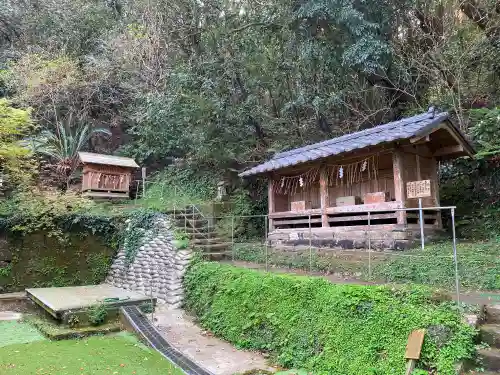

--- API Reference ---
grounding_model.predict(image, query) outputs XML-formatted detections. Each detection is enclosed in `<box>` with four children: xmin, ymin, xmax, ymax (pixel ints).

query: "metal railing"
<box><xmin>177</xmin><ymin>205</ymin><xmax>500</xmax><ymax>305</ymax></box>
<box><xmin>128</xmin><ymin>181</ymin><xmax>499</xmax><ymax>305</ymax></box>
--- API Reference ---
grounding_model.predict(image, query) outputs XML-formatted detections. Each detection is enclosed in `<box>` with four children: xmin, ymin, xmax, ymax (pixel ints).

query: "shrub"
<box><xmin>184</xmin><ymin>262</ymin><xmax>476</xmax><ymax>375</ymax></box>
<box><xmin>87</xmin><ymin>303</ymin><xmax>108</xmax><ymax>326</ymax></box>
<box><xmin>139</xmin><ymin>301</ymin><xmax>155</xmax><ymax>314</ymax></box>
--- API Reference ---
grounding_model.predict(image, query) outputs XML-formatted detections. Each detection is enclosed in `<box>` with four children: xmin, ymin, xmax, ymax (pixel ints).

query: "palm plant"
<box><xmin>31</xmin><ymin>121</ymin><xmax>111</xmax><ymax>189</ymax></box>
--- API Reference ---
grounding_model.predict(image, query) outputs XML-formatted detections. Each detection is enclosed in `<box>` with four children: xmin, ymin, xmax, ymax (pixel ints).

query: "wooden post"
<box><xmin>268</xmin><ymin>177</ymin><xmax>275</xmax><ymax>231</ymax></box>
<box><xmin>392</xmin><ymin>149</ymin><xmax>407</xmax><ymax>225</ymax></box>
<box><xmin>415</xmin><ymin>154</ymin><xmax>421</xmax><ymax>180</ymax></box>
<box><xmin>319</xmin><ymin>165</ymin><xmax>330</xmax><ymax>227</ymax></box>
<box><xmin>430</xmin><ymin>157</ymin><xmax>443</xmax><ymax>228</ymax></box>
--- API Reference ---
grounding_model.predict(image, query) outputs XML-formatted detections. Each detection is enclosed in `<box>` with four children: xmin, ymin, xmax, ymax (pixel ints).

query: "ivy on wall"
<box><xmin>122</xmin><ymin>209</ymin><xmax>162</xmax><ymax>266</ymax></box>
<box><xmin>0</xmin><ymin>230</ymin><xmax>116</xmax><ymax>292</ymax></box>
<box><xmin>0</xmin><ymin>190</ymin><xmax>124</xmax><ymax>291</ymax></box>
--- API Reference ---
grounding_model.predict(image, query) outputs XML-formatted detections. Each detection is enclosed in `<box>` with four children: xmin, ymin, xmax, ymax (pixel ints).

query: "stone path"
<box><xmin>0</xmin><ymin>311</ymin><xmax>22</xmax><ymax>321</ymax></box>
<box><xmin>152</xmin><ymin>306</ymin><xmax>276</xmax><ymax>375</ymax></box>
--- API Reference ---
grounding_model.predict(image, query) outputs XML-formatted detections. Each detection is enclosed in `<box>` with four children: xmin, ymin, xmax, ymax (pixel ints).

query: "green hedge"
<box><xmin>184</xmin><ymin>262</ymin><xmax>476</xmax><ymax>375</ymax></box>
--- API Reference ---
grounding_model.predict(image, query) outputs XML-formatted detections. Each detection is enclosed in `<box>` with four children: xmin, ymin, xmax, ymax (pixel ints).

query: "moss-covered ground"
<box><xmin>0</xmin><ymin>322</ymin><xmax>183</xmax><ymax>375</ymax></box>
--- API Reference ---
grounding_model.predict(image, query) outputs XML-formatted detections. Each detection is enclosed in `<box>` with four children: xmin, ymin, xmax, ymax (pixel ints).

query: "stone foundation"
<box><xmin>106</xmin><ymin>216</ymin><xmax>193</xmax><ymax>309</ymax></box>
<box><xmin>268</xmin><ymin>225</ymin><xmax>444</xmax><ymax>251</ymax></box>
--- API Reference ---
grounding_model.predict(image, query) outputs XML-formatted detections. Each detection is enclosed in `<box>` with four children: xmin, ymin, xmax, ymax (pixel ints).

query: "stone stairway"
<box><xmin>166</xmin><ymin>207</ymin><xmax>232</xmax><ymax>258</ymax></box>
<box><xmin>476</xmin><ymin>305</ymin><xmax>500</xmax><ymax>374</ymax></box>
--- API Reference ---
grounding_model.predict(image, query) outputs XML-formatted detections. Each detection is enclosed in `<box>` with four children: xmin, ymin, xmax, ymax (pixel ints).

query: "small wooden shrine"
<box><xmin>239</xmin><ymin>108</ymin><xmax>475</xmax><ymax>250</ymax></box>
<box><xmin>78</xmin><ymin>152</ymin><xmax>139</xmax><ymax>199</ymax></box>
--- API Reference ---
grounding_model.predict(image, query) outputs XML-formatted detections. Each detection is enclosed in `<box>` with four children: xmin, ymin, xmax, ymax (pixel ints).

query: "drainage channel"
<box><xmin>121</xmin><ymin>306</ymin><xmax>213</xmax><ymax>375</ymax></box>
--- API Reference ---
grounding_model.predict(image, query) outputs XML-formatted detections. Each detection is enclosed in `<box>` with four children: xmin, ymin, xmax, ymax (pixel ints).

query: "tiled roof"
<box><xmin>239</xmin><ymin>108</ymin><xmax>473</xmax><ymax>177</ymax></box>
<box><xmin>78</xmin><ymin>152</ymin><xmax>139</xmax><ymax>168</ymax></box>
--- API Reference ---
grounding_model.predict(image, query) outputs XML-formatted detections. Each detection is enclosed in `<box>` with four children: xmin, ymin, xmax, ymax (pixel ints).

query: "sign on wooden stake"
<box><xmin>404</xmin><ymin>329</ymin><xmax>426</xmax><ymax>375</ymax></box>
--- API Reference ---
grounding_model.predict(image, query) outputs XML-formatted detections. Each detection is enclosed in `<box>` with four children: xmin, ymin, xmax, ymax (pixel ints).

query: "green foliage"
<box><xmin>27</xmin><ymin>314</ymin><xmax>121</xmax><ymax>340</ymax></box>
<box><xmin>30</xmin><ymin>121</ymin><xmax>111</xmax><ymax>188</ymax></box>
<box><xmin>138</xmin><ymin>166</ymin><xmax>220</xmax><ymax>210</ymax></box>
<box><xmin>139</xmin><ymin>302</ymin><xmax>155</xmax><ymax>314</ymax></box>
<box><xmin>216</xmin><ymin>187</ymin><xmax>267</xmax><ymax>241</ymax></box>
<box><xmin>184</xmin><ymin>262</ymin><xmax>476</xmax><ymax>375</ymax></box>
<box><xmin>172</xmin><ymin>230</ymin><xmax>190</xmax><ymax>250</ymax></box>
<box><xmin>469</xmin><ymin>107</ymin><xmax>500</xmax><ymax>157</ymax></box>
<box><xmin>372</xmin><ymin>241</ymin><xmax>500</xmax><ymax>291</ymax></box>
<box><xmin>0</xmin><ymin>99</ymin><xmax>35</xmax><ymax>186</ymax></box>
<box><xmin>67</xmin><ymin>314</ymin><xmax>80</xmax><ymax>329</ymax></box>
<box><xmin>4</xmin><ymin>189</ymin><xmax>95</xmax><ymax>241</ymax></box>
<box><xmin>439</xmin><ymin>107</ymin><xmax>500</xmax><ymax>239</ymax></box>
<box><xmin>87</xmin><ymin>303</ymin><xmax>108</xmax><ymax>326</ymax></box>
<box><xmin>0</xmin><ymin>263</ymin><xmax>12</xmax><ymax>277</ymax></box>
<box><xmin>234</xmin><ymin>240</ymin><xmax>500</xmax><ymax>291</ymax></box>
<box><xmin>86</xmin><ymin>253</ymin><xmax>113</xmax><ymax>284</ymax></box>
<box><xmin>122</xmin><ymin>209</ymin><xmax>161</xmax><ymax>266</ymax></box>
<box><xmin>0</xmin><ymin>222</ymin><xmax>116</xmax><ymax>292</ymax></box>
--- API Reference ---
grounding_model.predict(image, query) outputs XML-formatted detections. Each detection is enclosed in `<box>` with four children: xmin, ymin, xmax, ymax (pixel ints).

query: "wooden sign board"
<box><xmin>406</xmin><ymin>180</ymin><xmax>431</xmax><ymax>199</ymax></box>
<box><xmin>291</xmin><ymin>200</ymin><xmax>306</xmax><ymax>211</ymax></box>
<box><xmin>405</xmin><ymin>329</ymin><xmax>426</xmax><ymax>360</ymax></box>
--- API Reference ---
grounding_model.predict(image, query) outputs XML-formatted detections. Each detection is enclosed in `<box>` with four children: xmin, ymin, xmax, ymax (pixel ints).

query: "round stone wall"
<box><xmin>105</xmin><ymin>216</ymin><xmax>192</xmax><ymax>308</ymax></box>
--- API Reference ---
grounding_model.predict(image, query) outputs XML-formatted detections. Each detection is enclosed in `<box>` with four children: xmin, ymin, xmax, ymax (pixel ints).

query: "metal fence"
<box><xmin>128</xmin><ymin>180</ymin><xmax>499</xmax><ymax>305</ymax></box>
<box><xmin>170</xmin><ymin>205</ymin><xmax>500</xmax><ymax>306</ymax></box>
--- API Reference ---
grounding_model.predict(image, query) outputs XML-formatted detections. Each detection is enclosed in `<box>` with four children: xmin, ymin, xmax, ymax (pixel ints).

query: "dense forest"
<box><xmin>2</xmin><ymin>0</ymin><xmax>500</xmax><ymax>235</ymax></box>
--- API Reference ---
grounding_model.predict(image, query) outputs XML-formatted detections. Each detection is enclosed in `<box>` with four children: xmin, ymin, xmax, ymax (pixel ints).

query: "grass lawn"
<box><xmin>0</xmin><ymin>332</ymin><xmax>184</xmax><ymax>375</ymax></box>
<box><xmin>0</xmin><ymin>321</ymin><xmax>46</xmax><ymax>348</ymax></box>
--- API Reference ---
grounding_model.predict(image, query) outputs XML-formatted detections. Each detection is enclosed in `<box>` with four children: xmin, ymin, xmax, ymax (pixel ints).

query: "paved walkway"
<box><xmin>153</xmin><ymin>307</ymin><xmax>276</xmax><ymax>375</ymax></box>
<box><xmin>0</xmin><ymin>311</ymin><xmax>22</xmax><ymax>321</ymax></box>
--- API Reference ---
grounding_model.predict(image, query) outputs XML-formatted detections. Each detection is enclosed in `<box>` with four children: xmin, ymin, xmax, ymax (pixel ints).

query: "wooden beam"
<box><xmin>268</xmin><ymin>201</ymin><xmax>403</xmax><ymax>218</ymax></box>
<box><xmin>392</xmin><ymin>150</ymin><xmax>407</xmax><ymax>224</ymax></box>
<box><xmin>328</xmin><ymin>213</ymin><xmax>396</xmax><ymax>223</ymax></box>
<box><xmin>429</xmin><ymin>157</ymin><xmax>443</xmax><ymax>228</ymax></box>
<box><xmin>319</xmin><ymin>165</ymin><xmax>330</xmax><ymax>227</ymax></box>
<box><xmin>407</xmin><ymin>213</ymin><xmax>438</xmax><ymax>219</ymax></box>
<box><xmin>416</xmin><ymin>154</ymin><xmax>421</xmax><ymax>180</ymax></box>
<box><xmin>274</xmin><ymin>218</ymin><xmax>323</xmax><ymax>226</ymax></box>
<box><xmin>269</xmin><ymin>146</ymin><xmax>392</xmax><ymax>176</ymax></box>
<box><xmin>268</xmin><ymin>178</ymin><xmax>275</xmax><ymax>231</ymax></box>
<box><xmin>433</xmin><ymin>145</ymin><xmax>464</xmax><ymax>157</ymax></box>
<box><xmin>410</xmin><ymin>134</ymin><xmax>431</xmax><ymax>144</ymax></box>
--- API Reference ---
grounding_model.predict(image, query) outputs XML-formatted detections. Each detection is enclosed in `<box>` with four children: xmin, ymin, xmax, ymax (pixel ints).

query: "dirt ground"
<box><xmin>152</xmin><ymin>307</ymin><xmax>277</xmax><ymax>375</ymax></box>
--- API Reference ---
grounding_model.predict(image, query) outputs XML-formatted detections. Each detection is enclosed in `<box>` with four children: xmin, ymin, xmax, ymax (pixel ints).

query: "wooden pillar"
<box><xmin>415</xmin><ymin>154</ymin><xmax>421</xmax><ymax>180</ymax></box>
<box><xmin>268</xmin><ymin>178</ymin><xmax>275</xmax><ymax>231</ymax></box>
<box><xmin>319</xmin><ymin>165</ymin><xmax>330</xmax><ymax>227</ymax></box>
<box><xmin>392</xmin><ymin>149</ymin><xmax>407</xmax><ymax>225</ymax></box>
<box><xmin>430</xmin><ymin>157</ymin><xmax>443</xmax><ymax>228</ymax></box>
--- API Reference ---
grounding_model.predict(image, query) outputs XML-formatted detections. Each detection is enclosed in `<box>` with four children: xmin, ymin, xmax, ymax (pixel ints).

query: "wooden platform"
<box><xmin>26</xmin><ymin>285</ymin><xmax>154</xmax><ymax>320</ymax></box>
<box><xmin>269</xmin><ymin>201</ymin><xmax>441</xmax><ymax>231</ymax></box>
<box><xmin>82</xmin><ymin>191</ymin><xmax>130</xmax><ymax>199</ymax></box>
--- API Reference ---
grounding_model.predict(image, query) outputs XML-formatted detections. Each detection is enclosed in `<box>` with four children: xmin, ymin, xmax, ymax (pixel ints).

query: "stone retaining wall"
<box><xmin>106</xmin><ymin>216</ymin><xmax>192</xmax><ymax>308</ymax></box>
